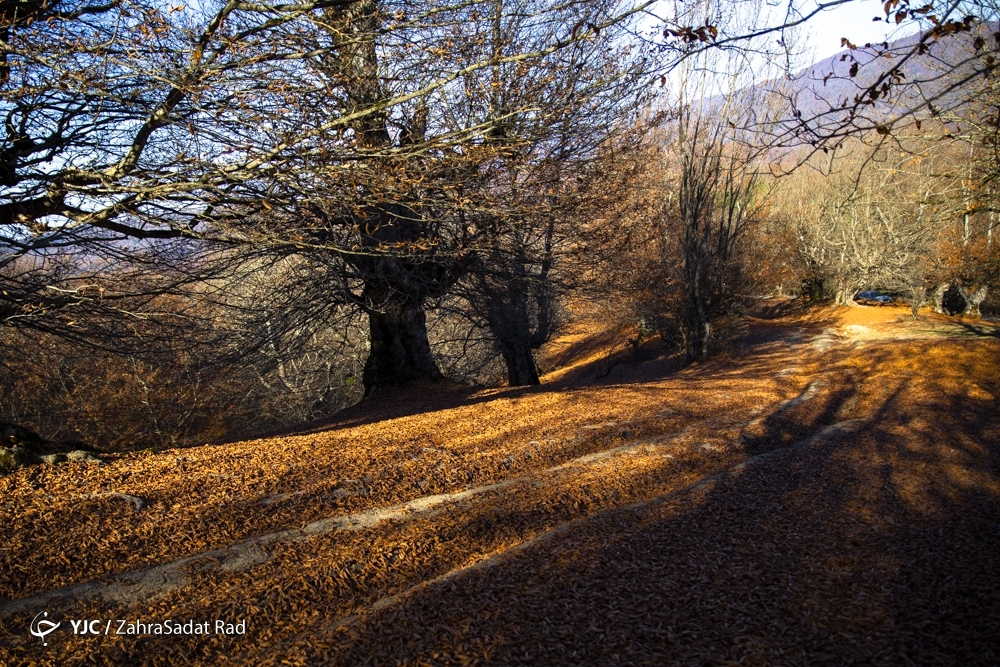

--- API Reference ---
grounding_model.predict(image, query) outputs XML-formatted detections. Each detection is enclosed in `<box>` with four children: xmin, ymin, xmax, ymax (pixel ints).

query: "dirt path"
<box><xmin>1</xmin><ymin>305</ymin><xmax>998</xmax><ymax>666</ymax></box>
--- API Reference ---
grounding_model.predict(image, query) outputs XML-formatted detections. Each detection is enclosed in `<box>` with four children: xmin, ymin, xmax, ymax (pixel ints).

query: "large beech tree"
<box><xmin>0</xmin><ymin>0</ymin><xmax>651</xmax><ymax>393</ymax></box>
<box><xmin>257</xmin><ymin>0</ymin><xmax>653</xmax><ymax>392</ymax></box>
<box><xmin>5</xmin><ymin>0</ymin><xmax>999</xmax><ymax>392</ymax></box>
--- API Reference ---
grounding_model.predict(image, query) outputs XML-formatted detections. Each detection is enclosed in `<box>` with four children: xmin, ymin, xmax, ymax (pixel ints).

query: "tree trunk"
<box><xmin>332</xmin><ymin>0</ymin><xmax>446</xmax><ymax>398</ymax></box>
<box><xmin>909</xmin><ymin>283</ymin><xmax>925</xmax><ymax>319</ymax></box>
<box><xmin>496</xmin><ymin>333</ymin><xmax>540</xmax><ymax>386</ymax></box>
<box><xmin>931</xmin><ymin>282</ymin><xmax>950</xmax><ymax>314</ymax></box>
<box><xmin>682</xmin><ymin>305</ymin><xmax>713</xmax><ymax>361</ymax></box>
<box><xmin>685</xmin><ymin>281</ymin><xmax>710</xmax><ymax>361</ymax></box>
<box><xmin>963</xmin><ymin>285</ymin><xmax>987</xmax><ymax>319</ymax></box>
<box><xmin>362</xmin><ymin>289</ymin><xmax>442</xmax><ymax>396</ymax></box>
<box><xmin>802</xmin><ymin>277</ymin><xmax>824</xmax><ymax>303</ymax></box>
<box><xmin>530</xmin><ymin>218</ymin><xmax>557</xmax><ymax>349</ymax></box>
<box><xmin>836</xmin><ymin>284</ymin><xmax>858</xmax><ymax>306</ymax></box>
<box><xmin>486</xmin><ymin>288</ymin><xmax>540</xmax><ymax>386</ymax></box>
<box><xmin>530</xmin><ymin>285</ymin><xmax>554</xmax><ymax>349</ymax></box>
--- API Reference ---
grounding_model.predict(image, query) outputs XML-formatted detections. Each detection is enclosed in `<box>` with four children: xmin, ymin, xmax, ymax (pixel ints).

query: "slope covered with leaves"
<box><xmin>1</xmin><ymin>303</ymin><xmax>998</xmax><ymax>666</ymax></box>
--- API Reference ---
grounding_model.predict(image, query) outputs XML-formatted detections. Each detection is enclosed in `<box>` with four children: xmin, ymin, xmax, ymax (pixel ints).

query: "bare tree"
<box><xmin>642</xmin><ymin>0</ymin><xmax>785</xmax><ymax>360</ymax></box>
<box><xmin>777</xmin><ymin>131</ymin><xmax>985</xmax><ymax>317</ymax></box>
<box><xmin>1</xmin><ymin>0</ymin><xmax>652</xmax><ymax>395</ymax></box>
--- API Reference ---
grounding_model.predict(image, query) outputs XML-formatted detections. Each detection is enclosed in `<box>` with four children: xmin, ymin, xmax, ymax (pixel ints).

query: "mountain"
<box><xmin>772</xmin><ymin>22</ymin><xmax>995</xmax><ymax>139</ymax></box>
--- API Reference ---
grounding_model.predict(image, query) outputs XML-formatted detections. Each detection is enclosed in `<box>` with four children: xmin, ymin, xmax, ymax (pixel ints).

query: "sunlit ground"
<box><xmin>2</xmin><ymin>302</ymin><xmax>998</xmax><ymax>666</ymax></box>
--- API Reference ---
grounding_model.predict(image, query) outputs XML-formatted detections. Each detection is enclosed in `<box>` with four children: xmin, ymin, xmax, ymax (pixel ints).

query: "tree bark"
<box><xmin>802</xmin><ymin>277</ymin><xmax>825</xmax><ymax>303</ymax></box>
<box><xmin>362</xmin><ymin>287</ymin><xmax>442</xmax><ymax>396</ymax></box>
<box><xmin>496</xmin><ymin>331</ymin><xmax>540</xmax><ymax>386</ymax></box>
<box><xmin>836</xmin><ymin>284</ymin><xmax>858</xmax><ymax>306</ymax></box>
<box><xmin>963</xmin><ymin>285</ymin><xmax>987</xmax><ymax>319</ymax></box>
<box><xmin>485</xmin><ymin>287</ymin><xmax>540</xmax><ymax>386</ymax></box>
<box><xmin>908</xmin><ymin>283</ymin><xmax>925</xmax><ymax>319</ymax></box>
<box><xmin>931</xmin><ymin>282</ymin><xmax>950</xmax><ymax>314</ymax></box>
<box><xmin>530</xmin><ymin>218</ymin><xmax>557</xmax><ymax>350</ymax></box>
<box><xmin>529</xmin><ymin>284</ymin><xmax>554</xmax><ymax>350</ymax></box>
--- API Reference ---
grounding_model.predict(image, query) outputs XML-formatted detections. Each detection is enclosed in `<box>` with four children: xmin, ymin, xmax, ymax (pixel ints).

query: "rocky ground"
<box><xmin>1</xmin><ymin>303</ymin><xmax>998</xmax><ymax>666</ymax></box>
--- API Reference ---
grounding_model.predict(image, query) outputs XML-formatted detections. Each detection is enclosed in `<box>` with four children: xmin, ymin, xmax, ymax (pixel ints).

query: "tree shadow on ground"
<box><xmin>317</xmin><ymin>341</ymin><xmax>1000</xmax><ymax>666</ymax></box>
<box><xmin>949</xmin><ymin>321</ymin><xmax>1000</xmax><ymax>338</ymax></box>
<box><xmin>5</xmin><ymin>321</ymin><xmax>998</xmax><ymax>666</ymax></box>
<box><xmin>274</xmin><ymin>308</ymin><xmax>843</xmax><ymax>441</ymax></box>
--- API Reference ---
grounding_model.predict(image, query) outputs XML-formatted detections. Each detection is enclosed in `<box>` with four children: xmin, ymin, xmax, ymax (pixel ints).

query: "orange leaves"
<box><xmin>4</xmin><ymin>304</ymin><xmax>1000</xmax><ymax>665</ymax></box>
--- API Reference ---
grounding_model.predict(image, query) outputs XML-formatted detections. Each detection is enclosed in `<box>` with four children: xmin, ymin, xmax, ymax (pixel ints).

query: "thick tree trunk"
<box><xmin>931</xmin><ymin>282</ymin><xmax>950</xmax><ymax>314</ymax></box>
<box><xmin>836</xmin><ymin>284</ymin><xmax>858</xmax><ymax>306</ymax></box>
<box><xmin>362</xmin><ymin>290</ymin><xmax>441</xmax><ymax>396</ymax></box>
<box><xmin>962</xmin><ymin>285</ymin><xmax>987</xmax><ymax>319</ymax></box>
<box><xmin>486</xmin><ymin>289</ymin><xmax>540</xmax><ymax>386</ymax></box>
<box><xmin>497</xmin><ymin>335</ymin><xmax>540</xmax><ymax>386</ymax></box>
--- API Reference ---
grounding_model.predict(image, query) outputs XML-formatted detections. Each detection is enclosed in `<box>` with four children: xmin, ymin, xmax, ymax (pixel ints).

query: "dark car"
<box><xmin>854</xmin><ymin>290</ymin><xmax>892</xmax><ymax>305</ymax></box>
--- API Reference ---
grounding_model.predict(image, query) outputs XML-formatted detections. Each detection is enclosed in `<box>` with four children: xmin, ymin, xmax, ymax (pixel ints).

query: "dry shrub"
<box><xmin>0</xmin><ymin>299</ymin><xmax>367</xmax><ymax>452</ymax></box>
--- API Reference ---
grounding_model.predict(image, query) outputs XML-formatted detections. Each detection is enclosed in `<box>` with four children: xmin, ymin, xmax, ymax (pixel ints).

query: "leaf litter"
<box><xmin>1</xmin><ymin>304</ymin><xmax>998</xmax><ymax>665</ymax></box>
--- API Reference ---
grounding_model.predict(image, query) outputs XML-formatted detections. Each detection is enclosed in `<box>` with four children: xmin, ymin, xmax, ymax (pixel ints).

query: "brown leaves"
<box><xmin>3</xmin><ymin>311</ymin><xmax>1000</xmax><ymax>665</ymax></box>
<box><xmin>664</xmin><ymin>24</ymin><xmax>719</xmax><ymax>45</ymax></box>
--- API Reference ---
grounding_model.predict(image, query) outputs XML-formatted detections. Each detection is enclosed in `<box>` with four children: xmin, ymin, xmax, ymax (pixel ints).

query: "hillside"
<box><xmin>1</xmin><ymin>303</ymin><xmax>999</xmax><ymax>666</ymax></box>
<box><xmin>773</xmin><ymin>22</ymin><xmax>994</xmax><ymax>133</ymax></box>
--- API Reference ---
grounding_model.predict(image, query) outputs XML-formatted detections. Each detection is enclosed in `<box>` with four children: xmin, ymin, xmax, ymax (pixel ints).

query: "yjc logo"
<box><xmin>29</xmin><ymin>611</ymin><xmax>61</xmax><ymax>646</ymax></box>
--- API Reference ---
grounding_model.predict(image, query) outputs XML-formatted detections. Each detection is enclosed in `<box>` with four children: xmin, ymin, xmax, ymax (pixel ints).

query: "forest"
<box><xmin>1</xmin><ymin>0</ymin><xmax>1000</xmax><ymax>663</ymax></box>
<box><xmin>1</xmin><ymin>0</ymin><xmax>997</xmax><ymax>453</ymax></box>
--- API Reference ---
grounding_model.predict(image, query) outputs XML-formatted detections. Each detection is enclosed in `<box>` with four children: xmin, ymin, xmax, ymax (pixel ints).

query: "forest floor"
<box><xmin>1</xmin><ymin>301</ymin><xmax>999</xmax><ymax>666</ymax></box>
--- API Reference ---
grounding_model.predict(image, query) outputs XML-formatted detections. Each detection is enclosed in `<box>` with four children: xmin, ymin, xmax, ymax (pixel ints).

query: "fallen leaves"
<box><xmin>1</xmin><ymin>309</ymin><xmax>999</xmax><ymax>665</ymax></box>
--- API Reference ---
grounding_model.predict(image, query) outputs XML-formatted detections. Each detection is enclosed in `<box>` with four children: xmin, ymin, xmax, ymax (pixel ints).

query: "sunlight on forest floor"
<box><xmin>1</xmin><ymin>301</ymin><xmax>998</xmax><ymax>666</ymax></box>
